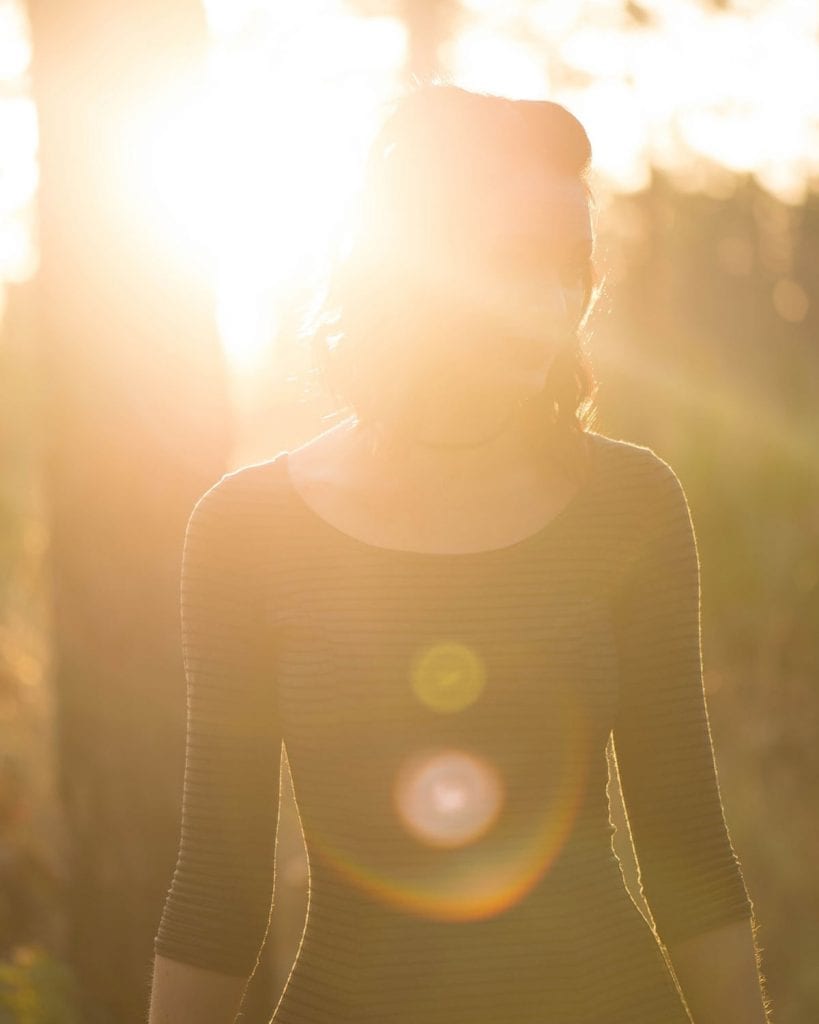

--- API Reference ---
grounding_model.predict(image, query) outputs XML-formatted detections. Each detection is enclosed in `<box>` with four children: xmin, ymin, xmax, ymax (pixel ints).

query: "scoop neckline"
<box><xmin>280</xmin><ymin>434</ymin><xmax>600</xmax><ymax>559</ymax></box>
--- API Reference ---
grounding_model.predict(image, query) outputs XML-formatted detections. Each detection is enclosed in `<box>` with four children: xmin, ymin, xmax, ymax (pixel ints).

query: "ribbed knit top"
<box><xmin>154</xmin><ymin>431</ymin><xmax>753</xmax><ymax>1024</ymax></box>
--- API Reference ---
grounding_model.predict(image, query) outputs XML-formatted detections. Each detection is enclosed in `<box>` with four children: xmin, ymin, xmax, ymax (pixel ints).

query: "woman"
<box><xmin>149</xmin><ymin>84</ymin><xmax>770</xmax><ymax>1023</ymax></box>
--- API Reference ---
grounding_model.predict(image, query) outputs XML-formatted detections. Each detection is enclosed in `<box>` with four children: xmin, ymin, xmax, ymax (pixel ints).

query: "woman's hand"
<box><xmin>148</xmin><ymin>953</ymin><xmax>250</xmax><ymax>1024</ymax></box>
<box><xmin>666</xmin><ymin>917</ymin><xmax>772</xmax><ymax>1024</ymax></box>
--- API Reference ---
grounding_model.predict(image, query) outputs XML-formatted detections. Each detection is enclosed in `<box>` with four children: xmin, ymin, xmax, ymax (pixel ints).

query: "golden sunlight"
<box><xmin>1</xmin><ymin>0</ymin><xmax>816</xmax><ymax>368</ymax></box>
<box><xmin>454</xmin><ymin>0</ymin><xmax>819</xmax><ymax>203</ymax></box>
<box><xmin>200</xmin><ymin>3</ymin><xmax>407</xmax><ymax>370</ymax></box>
<box><xmin>0</xmin><ymin>0</ymin><xmax>37</xmax><ymax>303</ymax></box>
<box><xmin>200</xmin><ymin>0</ymin><xmax>817</xmax><ymax>373</ymax></box>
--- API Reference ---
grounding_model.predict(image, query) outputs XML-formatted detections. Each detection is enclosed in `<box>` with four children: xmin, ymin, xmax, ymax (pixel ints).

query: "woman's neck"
<box><xmin>348</xmin><ymin>406</ymin><xmax>554</xmax><ymax>502</ymax></box>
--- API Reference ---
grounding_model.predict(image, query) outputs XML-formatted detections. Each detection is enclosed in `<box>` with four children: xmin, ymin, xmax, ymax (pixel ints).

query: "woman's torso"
<box><xmin>261</xmin><ymin>432</ymin><xmax>692</xmax><ymax>1023</ymax></box>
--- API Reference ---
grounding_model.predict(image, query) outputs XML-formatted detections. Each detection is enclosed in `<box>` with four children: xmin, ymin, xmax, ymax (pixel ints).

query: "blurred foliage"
<box><xmin>0</xmin><ymin>947</ymin><xmax>82</xmax><ymax>1024</ymax></box>
<box><xmin>0</xmin><ymin>289</ymin><xmax>70</xmax><ymax>1009</ymax></box>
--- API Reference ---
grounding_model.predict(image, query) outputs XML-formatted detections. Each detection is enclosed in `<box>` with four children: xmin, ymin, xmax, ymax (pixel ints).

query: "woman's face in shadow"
<box><xmin>417</xmin><ymin>165</ymin><xmax>595</xmax><ymax>405</ymax></box>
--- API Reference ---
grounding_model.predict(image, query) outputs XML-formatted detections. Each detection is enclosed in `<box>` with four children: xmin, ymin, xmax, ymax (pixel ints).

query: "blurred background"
<box><xmin>0</xmin><ymin>1</ymin><xmax>816</xmax><ymax>1022</ymax></box>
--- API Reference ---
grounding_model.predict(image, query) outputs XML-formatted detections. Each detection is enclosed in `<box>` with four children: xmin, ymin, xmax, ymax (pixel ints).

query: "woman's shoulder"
<box><xmin>186</xmin><ymin>452</ymin><xmax>291</xmax><ymax>524</ymax></box>
<box><xmin>587</xmin><ymin>431</ymin><xmax>685</xmax><ymax>490</ymax></box>
<box><xmin>584</xmin><ymin>431</ymin><xmax>692</xmax><ymax>528</ymax></box>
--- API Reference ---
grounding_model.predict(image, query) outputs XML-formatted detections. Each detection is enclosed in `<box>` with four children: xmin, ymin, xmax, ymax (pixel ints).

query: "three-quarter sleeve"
<box><xmin>154</xmin><ymin>469</ymin><xmax>283</xmax><ymax>976</ymax></box>
<box><xmin>611</xmin><ymin>456</ymin><xmax>753</xmax><ymax>947</ymax></box>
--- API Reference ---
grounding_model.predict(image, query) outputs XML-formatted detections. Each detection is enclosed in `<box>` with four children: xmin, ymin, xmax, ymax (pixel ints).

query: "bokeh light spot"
<box><xmin>393</xmin><ymin>748</ymin><xmax>503</xmax><ymax>848</ymax></box>
<box><xmin>410</xmin><ymin>641</ymin><xmax>487</xmax><ymax>713</ymax></box>
<box><xmin>772</xmin><ymin>278</ymin><xmax>809</xmax><ymax>324</ymax></box>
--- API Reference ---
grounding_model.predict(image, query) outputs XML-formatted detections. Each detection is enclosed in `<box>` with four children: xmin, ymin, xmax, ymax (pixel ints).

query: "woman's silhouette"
<box><xmin>149</xmin><ymin>84</ymin><xmax>769</xmax><ymax>1023</ymax></box>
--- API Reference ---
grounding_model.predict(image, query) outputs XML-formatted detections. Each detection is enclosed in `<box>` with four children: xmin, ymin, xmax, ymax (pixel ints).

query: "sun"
<box><xmin>123</xmin><ymin>7</ymin><xmax>407</xmax><ymax>371</ymax></box>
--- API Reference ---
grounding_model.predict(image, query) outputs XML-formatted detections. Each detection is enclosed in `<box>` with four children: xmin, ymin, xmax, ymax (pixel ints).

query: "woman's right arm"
<box><xmin>149</xmin><ymin>469</ymin><xmax>283</xmax><ymax>1023</ymax></box>
<box><xmin>148</xmin><ymin>955</ymin><xmax>249</xmax><ymax>1024</ymax></box>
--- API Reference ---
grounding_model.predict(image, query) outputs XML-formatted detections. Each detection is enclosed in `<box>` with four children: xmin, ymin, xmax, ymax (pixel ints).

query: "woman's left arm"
<box><xmin>611</xmin><ymin>452</ymin><xmax>770</xmax><ymax>1022</ymax></box>
<box><xmin>666</xmin><ymin>917</ymin><xmax>770</xmax><ymax>1024</ymax></box>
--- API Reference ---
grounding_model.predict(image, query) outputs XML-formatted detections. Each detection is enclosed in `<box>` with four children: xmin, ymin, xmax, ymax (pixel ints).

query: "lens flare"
<box><xmin>303</xmin><ymin>691</ymin><xmax>591</xmax><ymax>923</ymax></box>
<box><xmin>410</xmin><ymin>641</ymin><xmax>486</xmax><ymax>714</ymax></box>
<box><xmin>393</xmin><ymin>748</ymin><xmax>503</xmax><ymax>848</ymax></box>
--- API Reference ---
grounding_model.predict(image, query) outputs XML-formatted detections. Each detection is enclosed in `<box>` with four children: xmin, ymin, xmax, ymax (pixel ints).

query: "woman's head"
<box><xmin>307</xmin><ymin>83</ymin><xmax>601</xmax><ymax>465</ymax></box>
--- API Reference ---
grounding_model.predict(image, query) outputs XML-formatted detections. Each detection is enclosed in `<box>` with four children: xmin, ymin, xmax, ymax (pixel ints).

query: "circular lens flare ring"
<box><xmin>393</xmin><ymin>747</ymin><xmax>504</xmax><ymax>848</ymax></box>
<box><xmin>410</xmin><ymin>641</ymin><xmax>487</xmax><ymax>714</ymax></box>
<box><xmin>303</xmin><ymin>692</ymin><xmax>592</xmax><ymax>923</ymax></box>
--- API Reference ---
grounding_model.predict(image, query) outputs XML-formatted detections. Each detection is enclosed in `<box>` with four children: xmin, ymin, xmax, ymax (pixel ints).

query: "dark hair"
<box><xmin>302</xmin><ymin>81</ymin><xmax>603</xmax><ymax>472</ymax></box>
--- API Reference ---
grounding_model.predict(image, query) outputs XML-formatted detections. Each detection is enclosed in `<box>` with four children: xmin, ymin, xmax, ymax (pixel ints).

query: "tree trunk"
<box><xmin>399</xmin><ymin>0</ymin><xmax>460</xmax><ymax>82</ymax></box>
<box><xmin>27</xmin><ymin>3</ymin><xmax>231</xmax><ymax>1021</ymax></box>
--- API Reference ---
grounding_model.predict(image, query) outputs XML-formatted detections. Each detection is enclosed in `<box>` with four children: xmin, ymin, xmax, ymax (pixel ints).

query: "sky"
<box><xmin>0</xmin><ymin>0</ymin><xmax>816</xmax><ymax>365</ymax></box>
